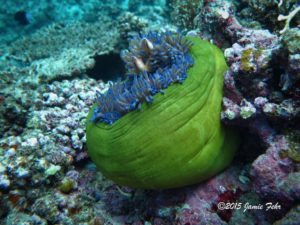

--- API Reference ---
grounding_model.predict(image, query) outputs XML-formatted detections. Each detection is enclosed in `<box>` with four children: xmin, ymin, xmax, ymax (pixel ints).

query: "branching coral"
<box><xmin>278</xmin><ymin>5</ymin><xmax>300</xmax><ymax>34</ymax></box>
<box><xmin>86</xmin><ymin>32</ymin><xmax>238</xmax><ymax>189</ymax></box>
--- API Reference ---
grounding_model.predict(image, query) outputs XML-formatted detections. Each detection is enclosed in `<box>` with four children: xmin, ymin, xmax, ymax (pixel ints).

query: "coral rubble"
<box><xmin>0</xmin><ymin>0</ymin><xmax>299</xmax><ymax>224</ymax></box>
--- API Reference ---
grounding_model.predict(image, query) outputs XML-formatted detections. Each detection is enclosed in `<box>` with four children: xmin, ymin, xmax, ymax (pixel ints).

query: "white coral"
<box><xmin>278</xmin><ymin>5</ymin><xmax>300</xmax><ymax>34</ymax></box>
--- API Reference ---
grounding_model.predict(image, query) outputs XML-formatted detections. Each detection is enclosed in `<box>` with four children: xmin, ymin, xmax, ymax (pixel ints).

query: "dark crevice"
<box><xmin>232</xmin><ymin>127</ymin><xmax>265</xmax><ymax>164</ymax></box>
<box><xmin>86</xmin><ymin>52</ymin><xmax>126</xmax><ymax>82</ymax></box>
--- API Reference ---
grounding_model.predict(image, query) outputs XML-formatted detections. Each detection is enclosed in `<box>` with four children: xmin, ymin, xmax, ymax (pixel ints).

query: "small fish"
<box><xmin>14</xmin><ymin>10</ymin><xmax>33</xmax><ymax>25</ymax></box>
<box><xmin>0</xmin><ymin>93</ymin><xmax>5</xmax><ymax>104</ymax></box>
<box><xmin>133</xmin><ymin>56</ymin><xmax>149</xmax><ymax>72</ymax></box>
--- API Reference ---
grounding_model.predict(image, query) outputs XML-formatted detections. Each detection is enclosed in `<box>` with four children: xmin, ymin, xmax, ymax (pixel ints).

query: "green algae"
<box><xmin>240</xmin><ymin>48</ymin><xmax>263</xmax><ymax>72</ymax></box>
<box><xmin>58</xmin><ymin>178</ymin><xmax>75</xmax><ymax>193</ymax></box>
<box><xmin>86</xmin><ymin>37</ymin><xmax>238</xmax><ymax>189</ymax></box>
<box><xmin>280</xmin><ymin>131</ymin><xmax>300</xmax><ymax>163</ymax></box>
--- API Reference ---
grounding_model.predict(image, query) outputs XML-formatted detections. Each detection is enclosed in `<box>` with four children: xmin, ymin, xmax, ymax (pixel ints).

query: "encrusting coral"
<box><xmin>86</xmin><ymin>32</ymin><xmax>238</xmax><ymax>189</ymax></box>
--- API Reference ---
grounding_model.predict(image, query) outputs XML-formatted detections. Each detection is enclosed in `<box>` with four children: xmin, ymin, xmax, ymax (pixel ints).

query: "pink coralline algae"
<box><xmin>0</xmin><ymin>0</ymin><xmax>299</xmax><ymax>224</ymax></box>
<box><xmin>176</xmin><ymin>167</ymin><xmax>248</xmax><ymax>225</ymax></box>
<box><xmin>251</xmin><ymin>135</ymin><xmax>300</xmax><ymax>207</ymax></box>
<box><xmin>189</xmin><ymin>0</ymin><xmax>300</xmax><ymax>224</ymax></box>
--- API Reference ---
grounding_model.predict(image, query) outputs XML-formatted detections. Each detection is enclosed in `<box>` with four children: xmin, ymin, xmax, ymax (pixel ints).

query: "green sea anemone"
<box><xmin>86</xmin><ymin>34</ymin><xmax>238</xmax><ymax>189</ymax></box>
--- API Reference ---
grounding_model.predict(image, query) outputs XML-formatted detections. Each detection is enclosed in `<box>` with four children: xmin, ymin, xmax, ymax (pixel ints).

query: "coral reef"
<box><xmin>192</xmin><ymin>0</ymin><xmax>299</xmax><ymax>134</ymax></box>
<box><xmin>234</xmin><ymin>0</ymin><xmax>300</xmax><ymax>31</ymax></box>
<box><xmin>0</xmin><ymin>0</ymin><xmax>168</xmax><ymax>45</ymax></box>
<box><xmin>193</xmin><ymin>0</ymin><xmax>299</xmax><ymax>223</ymax></box>
<box><xmin>168</xmin><ymin>0</ymin><xmax>204</xmax><ymax>29</ymax></box>
<box><xmin>0</xmin><ymin>78</ymin><xmax>103</xmax><ymax>190</ymax></box>
<box><xmin>251</xmin><ymin>135</ymin><xmax>300</xmax><ymax>209</ymax></box>
<box><xmin>117</xmin><ymin>12</ymin><xmax>149</xmax><ymax>43</ymax></box>
<box><xmin>0</xmin><ymin>0</ymin><xmax>299</xmax><ymax>224</ymax></box>
<box><xmin>0</xmin><ymin>0</ymin><xmax>119</xmax><ymax>44</ymax></box>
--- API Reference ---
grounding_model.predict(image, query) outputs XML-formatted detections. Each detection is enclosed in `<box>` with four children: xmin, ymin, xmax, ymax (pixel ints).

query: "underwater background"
<box><xmin>0</xmin><ymin>0</ymin><xmax>299</xmax><ymax>224</ymax></box>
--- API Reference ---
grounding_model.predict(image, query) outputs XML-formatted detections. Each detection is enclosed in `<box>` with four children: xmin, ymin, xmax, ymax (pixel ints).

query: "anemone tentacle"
<box><xmin>91</xmin><ymin>32</ymin><xmax>193</xmax><ymax>124</ymax></box>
